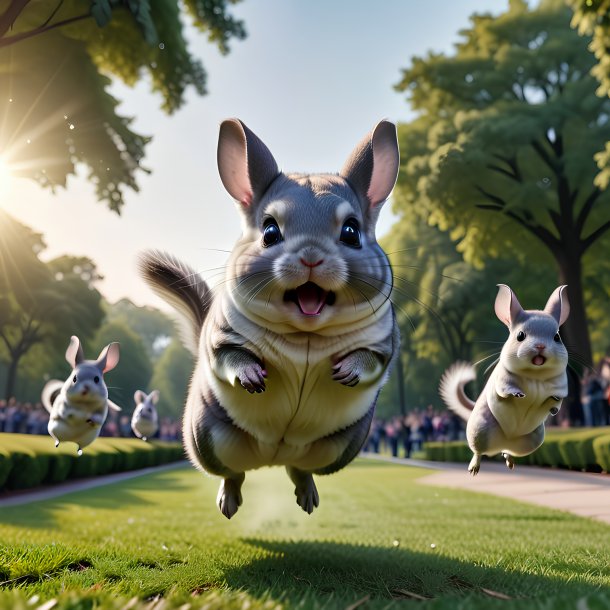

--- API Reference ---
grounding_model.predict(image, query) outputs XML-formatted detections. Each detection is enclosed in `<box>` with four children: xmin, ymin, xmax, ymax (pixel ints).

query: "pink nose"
<box><xmin>300</xmin><ymin>258</ymin><xmax>323</xmax><ymax>268</ymax></box>
<box><xmin>535</xmin><ymin>344</ymin><xmax>546</xmax><ymax>351</ymax></box>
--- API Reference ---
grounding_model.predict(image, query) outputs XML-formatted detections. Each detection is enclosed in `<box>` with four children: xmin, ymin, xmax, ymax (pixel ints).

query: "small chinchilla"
<box><xmin>140</xmin><ymin>118</ymin><xmax>401</xmax><ymax>518</ymax></box>
<box><xmin>131</xmin><ymin>390</ymin><xmax>160</xmax><ymax>441</ymax></box>
<box><xmin>42</xmin><ymin>335</ymin><xmax>121</xmax><ymax>454</ymax></box>
<box><xmin>439</xmin><ymin>284</ymin><xmax>570</xmax><ymax>475</ymax></box>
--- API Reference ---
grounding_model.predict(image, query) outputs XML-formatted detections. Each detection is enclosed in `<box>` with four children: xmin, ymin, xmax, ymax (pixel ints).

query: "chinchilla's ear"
<box><xmin>544</xmin><ymin>285</ymin><xmax>570</xmax><ymax>326</ymax></box>
<box><xmin>65</xmin><ymin>335</ymin><xmax>84</xmax><ymax>368</ymax></box>
<box><xmin>148</xmin><ymin>390</ymin><xmax>160</xmax><ymax>404</ymax></box>
<box><xmin>134</xmin><ymin>390</ymin><xmax>147</xmax><ymax>405</ymax></box>
<box><xmin>341</xmin><ymin>119</ymin><xmax>399</xmax><ymax>223</ymax></box>
<box><xmin>96</xmin><ymin>342</ymin><xmax>120</xmax><ymax>373</ymax></box>
<box><xmin>217</xmin><ymin>118</ymin><xmax>280</xmax><ymax>211</ymax></box>
<box><xmin>495</xmin><ymin>284</ymin><xmax>525</xmax><ymax>328</ymax></box>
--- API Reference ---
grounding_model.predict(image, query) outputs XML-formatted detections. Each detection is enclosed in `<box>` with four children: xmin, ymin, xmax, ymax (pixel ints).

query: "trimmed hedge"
<box><xmin>0</xmin><ymin>433</ymin><xmax>185</xmax><ymax>492</ymax></box>
<box><xmin>424</xmin><ymin>427</ymin><xmax>610</xmax><ymax>473</ymax></box>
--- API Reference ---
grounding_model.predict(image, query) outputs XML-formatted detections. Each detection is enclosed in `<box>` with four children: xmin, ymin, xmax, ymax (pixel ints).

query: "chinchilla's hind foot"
<box><xmin>217</xmin><ymin>473</ymin><xmax>245</xmax><ymax>519</ymax></box>
<box><xmin>468</xmin><ymin>454</ymin><xmax>481</xmax><ymax>476</ymax></box>
<box><xmin>54</xmin><ymin>440</ymin><xmax>59</xmax><ymax>448</ymax></box>
<box><xmin>286</xmin><ymin>466</ymin><xmax>319</xmax><ymax>514</ymax></box>
<box><xmin>502</xmin><ymin>452</ymin><xmax>515</xmax><ymax>470</ymax></box>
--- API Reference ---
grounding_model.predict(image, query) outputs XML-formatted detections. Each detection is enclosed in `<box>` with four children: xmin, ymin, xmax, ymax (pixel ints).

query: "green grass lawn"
<box><xmin>0</xmin><ymin>459</ymin><xmax>609</xmax><ymax>609</ymax></box>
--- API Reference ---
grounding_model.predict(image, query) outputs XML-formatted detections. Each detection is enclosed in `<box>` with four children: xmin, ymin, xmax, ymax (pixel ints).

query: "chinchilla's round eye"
<box><xmin>94</xmin><ymin>376</ymin><xmax>100</xmax><ymax>383</ymax></box>
<box><xmin>554</xmin><ymin>332</ymin><xmax>561</xmax><ymax>343</ymax></box>
<box><xmin>340</xmin><ymin>218</ymin><xmax>361</xmax><ymax>248</ymax></box>
<box><xmin>262</xmin><ymin>218</ymin><xmax>282</xmax><ymax>247</ymax></box>
<box><xmin>516</xmin><ymin>331</ymin><xmax>526</xmax><ymax>342</ymax></box>
<box><xmin>72</xmin><ymin>375</ymin><xmax>78</xmax><ymax>383</ymax></box>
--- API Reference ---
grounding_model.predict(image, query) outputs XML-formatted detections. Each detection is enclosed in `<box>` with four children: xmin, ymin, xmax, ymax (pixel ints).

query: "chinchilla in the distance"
<box><xmin>42</xmin><ymin>335</ymin><xmax>121</xmax><ymax>454</ymax></box>
<box><xmin>439</xmin><ymin>284</ymin><xmax>570</xmax><ymax>475</ymax></box>
<box><xmin>131</xmin><ymin>389</ymin><xmax>160</xmax><ymax>441</ymax></box>
<box><xmin>140</xmin><ymin>118</ymin><xmax>401</xmax><ymax>518</ymax></box>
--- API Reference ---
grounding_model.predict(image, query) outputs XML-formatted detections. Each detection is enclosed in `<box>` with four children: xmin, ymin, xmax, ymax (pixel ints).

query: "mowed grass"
<box><xmin>0</xmin><ymin>460</ymin><xmax>609</xmax><ymax>610</ymax></box>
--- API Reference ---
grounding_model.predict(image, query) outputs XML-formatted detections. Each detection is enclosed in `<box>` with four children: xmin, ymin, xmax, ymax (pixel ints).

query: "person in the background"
<box><xmin>581</xmin><ymin>370</ymin><xmax>606</xmax><ymax>427</ymax></box>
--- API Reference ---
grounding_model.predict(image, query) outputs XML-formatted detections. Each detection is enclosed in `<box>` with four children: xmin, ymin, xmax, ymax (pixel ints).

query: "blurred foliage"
<box><xmin>0</xmin><ymin>0</ymin><xmax>246</xmax><ymax>212</ymax></box>
<box><xmin>0</xmin><ymin>210</ymin><xmax>105</xmax><ymax>400</ymax></box>
<box><xmin>376</xmin><ymin>216</ymin><xmax>559</xmax><ymax>411</ymax></box>
<box><xmin>568</xmin><ymin>0</ymin><xmax>610</xmax><ymax>189</ymax></box>
<box><xmin>150</xmin><ymin>338</ymin><xmax>193</xmax><ymax>419</ymax></box>
<box><xmin>393</xmin><ymin>0</ymin><xmax>610</xmax><ymax>367</ymax></box>
<box><xmin>105</xmin><ymin>298</ymin><xmax>176</xmax><ymax>360</ymax></box>
<box><xmin>89</xmin><ymin>319</ymin><xmax>152</xmax><ymax>410</ymax></box>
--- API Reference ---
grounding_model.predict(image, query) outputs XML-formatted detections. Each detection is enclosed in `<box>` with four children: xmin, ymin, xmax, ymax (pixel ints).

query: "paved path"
<box><xmin>363</xmin><ymin>453</ymin><xmax>610</xmax><ymax>525</ymax></box>
<box><xmin>0</xmin><ymin>461</ymin><xmax>189</xmax><ymax>507</ymax></box>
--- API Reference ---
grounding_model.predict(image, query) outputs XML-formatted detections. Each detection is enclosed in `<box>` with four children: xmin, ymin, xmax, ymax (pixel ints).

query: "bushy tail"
<box><xmin>41</xmin><ymin>380</ymin><xmax>63</xmax><ymax>413</ymax></box>
<box><xmin>439</xmin><ymin>361</ymin><xmax>476</xmax><ymax>422</ymax></box>
<box><xmin>138</xmin><ymin>250</ymin><xmax>212</xmax><ymax>355</ymax></box>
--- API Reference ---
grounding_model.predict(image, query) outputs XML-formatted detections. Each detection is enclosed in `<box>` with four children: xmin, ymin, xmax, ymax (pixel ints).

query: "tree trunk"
<box><xmin>555</xmin><ymin>252</ymin><xmax>592</xmax><ymax>372</ymax></box>
<box><xmin>4</xmin><ymin>352</ymin><xmax>20</xmax><ymax>400</ymax></box>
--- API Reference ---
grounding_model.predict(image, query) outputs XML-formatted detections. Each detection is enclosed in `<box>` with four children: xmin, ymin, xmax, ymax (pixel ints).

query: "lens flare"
<box><xmin>0</xmin><ymin>157</ymin><xmax>12</xmax><ymax>201</ymax></box>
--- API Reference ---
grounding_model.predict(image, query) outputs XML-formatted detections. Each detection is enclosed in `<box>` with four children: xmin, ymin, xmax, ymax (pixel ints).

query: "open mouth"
<box><xmin>284</xmin><ymin>282</ymin><xmax>336</xmax><ymax>316</ymax></box>
<box><xmin>532</xmin><ymin>355</ymin><xmax>546</xmax><ymax>366</ymax></box>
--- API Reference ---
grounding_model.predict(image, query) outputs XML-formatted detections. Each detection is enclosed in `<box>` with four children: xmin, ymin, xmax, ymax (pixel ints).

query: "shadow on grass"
<box><xmin>218</xmin><ymin>538</ymin><xmax>610</xmax><ymax>609</ymax></box>
<box><xmin>0</xmin><ymin>466</ymin><xmax>191</xmax><ymax>529</ymax></box>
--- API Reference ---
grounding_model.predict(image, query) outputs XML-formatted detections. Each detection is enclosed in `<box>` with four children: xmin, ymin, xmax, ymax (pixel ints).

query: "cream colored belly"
<box><xmin>210</xmin><ymin>356</ymin><xmax>377</xmax><ymax>447</ymax></box>
<box><xmin>488</xmin><ymin>380</ymin><xmax>555</xmax><ymax>438</ymax></box>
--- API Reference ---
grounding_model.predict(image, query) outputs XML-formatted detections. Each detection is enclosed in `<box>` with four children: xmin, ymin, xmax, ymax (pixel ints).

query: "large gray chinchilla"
<box><xmin>439</xmin><ymin>284</ymin><xmax>570</xmax><ymax>475</ymax></box>
<box><xmin>140</xmin><ymin>118</ymin><xmax>401</xmax><ymax>518</ymax></box>
<box><xmin>42</xmin><ymin>335</ymin><xmax>121</xmax><ymax>454</ymax></box>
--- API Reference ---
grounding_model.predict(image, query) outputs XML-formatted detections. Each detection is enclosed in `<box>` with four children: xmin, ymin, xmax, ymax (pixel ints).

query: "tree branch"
<box><xmin>531</xmin><ymin>139</ymin><xmax>560</xmax><ymax>175</ymax></box>
<box><xmin>575</xmin><ymin>188</ymin><xmax>602</xmax><ymax>235</ymax></box>
<box><xmin>0</xmin><ymin>11</ymin><xmax>90</xmax><ymax>48</ymax></box>
<box><xmin>0</xmin><ymin>0</ymin><xmax>31</xmax><ymax>38</ymax></box>
<box><xmin>582</xmin><ymin>219</ymin><xmax>610</xmax><ymax>252</ymax></box>
<box><xmin>474</xmin><ymin>185</ymin><xmax>561</xmax><ymax>252</ymax></box>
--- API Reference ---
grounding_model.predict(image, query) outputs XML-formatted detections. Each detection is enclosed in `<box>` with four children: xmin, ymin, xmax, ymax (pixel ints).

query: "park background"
<box><xmin>2</xmin><ymin>0</ymin><xmax>610</xmax><ymax>426</ymax></box>
<box><xmin>1</xmin><ymin>2</ymin><xmax>610</xmax><ymax>610</ymax></box>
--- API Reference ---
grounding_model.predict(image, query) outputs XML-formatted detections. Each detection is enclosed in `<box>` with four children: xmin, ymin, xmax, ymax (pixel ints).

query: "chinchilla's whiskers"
<box><xmin>473</xmin><ymin>340</ymin><xmax>505</xmax><ymax>344</ymax></box>
<box><xmin>246</xmin><ymin>275</ymin><xmax>277</xmax><ymax>305</ymax></box>
<box><xmin>347</xmin><ymin>281</ymin><xmax>379</xmax><ymax>319</ymax></box>
<box><xmin>350</xmin><ymin>275</ymin><xmax>416</xmax><ymax>330</ymax></box>
<box><xmin>373</xmin><ymin>263</ymin><xmax>465</xmax><ymax>285</ymax></box>
<box><xmin>350</xmin><ymin>275</ymin><xmax>391</xmax><ymax>312</ymax></box>
<box><xmin>344</xmin><ymin>285</ymin><xmax>359</xmax><ymax>313</ymax></box>
<box><xmin>473</xmin><ymin>351</ymin><xmax>502</xmax><ymax>368</ymax></box>
<box><xmin>353</xmin><ymin>271</ymin><xmax>447</xmax><ymax>329</ymax></box>
<box><xmin>235</xmin><ymin>271</ymin><xmax>276</xmax><ymax>302</ymax></box>
<box><xmin>483</xmin><ymin>357</ymin><xmax>500</xmax><ymax>377</ymax></box>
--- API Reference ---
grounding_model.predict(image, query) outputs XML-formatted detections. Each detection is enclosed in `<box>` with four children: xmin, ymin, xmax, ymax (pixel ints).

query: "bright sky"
<box><xmin>0</xmin><ymin>0</ymin><xmax>508</xmax><ymax>310</ymax></box>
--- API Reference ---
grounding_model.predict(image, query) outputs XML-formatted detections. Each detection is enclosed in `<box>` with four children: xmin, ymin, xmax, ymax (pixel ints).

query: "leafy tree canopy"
<box><xmin>150</xmin><ymin>338</ymin><xmax>193</xmax><ymax>419</ymax></box>
<box><xmin>393</xmin><ymin>0</ymin><xmax>609</xmax><ymax>364</ymax></box>
<box><xmin>0</xmin><ymin>210</ymin><xmax>105</xmax><ymax>399</ymax></box>
<box><xmin>0</xmin><ymin>0</ymin><xmax>246</xmax><ymax>212</ymax></box>
<box><xmin>90</xmin><ymin>319</ymin><xmax>152</xmax><ymax>410</ymax></box>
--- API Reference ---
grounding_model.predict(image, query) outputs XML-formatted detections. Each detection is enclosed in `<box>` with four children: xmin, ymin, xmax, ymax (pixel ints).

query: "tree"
<box><xmin>105</xmin><ymin>298</ymin><xmax>176</xmax><ymax>360</ymax></box>
<box><xmin>0</xmin><ymin>211</ymin><xmax>105</xmax><ymax>399</ymax></box>
<box><xmin>150</xmin><ymin>338</ymin><xmax>193</xmax><ymax>419</ymax></box>
<box><xmin>90</xmin><ymin>320</ymin><xmax>152</xmax><ymax>410</ymax></box>
<box><xmin>0</xmin><ymin>0</ymin><xmax>246</xmax><ymax>212</ymax></box>
<box><xmin>568</xmin><ymin>0</ymin><xmax>610</xmax><ymax>188</ymax></box>
<box><xmin>394</xmin><ymin>0</ymin><xmax>610</xmax><ymax>367</ymax></box>
<box><xmin>377</xmin><ymin>215</ymin><xmax>558</xmax><ymax>411</ymax></box>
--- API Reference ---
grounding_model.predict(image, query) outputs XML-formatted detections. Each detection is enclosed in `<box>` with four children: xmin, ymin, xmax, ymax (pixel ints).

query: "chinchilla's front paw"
<box><xmin>332</xmin><ymin>352</ymin><xmax>362</xmax><ymax>387</ymax></box>
<box><xmin>512</xmin><ymin>392</ymin><xmax>525</xmax><ymax>398</ymax></box>
<box><xmin>236</xmin><ymin>362</ymin><xmax>267</xmax><ymax>393</ymax></box>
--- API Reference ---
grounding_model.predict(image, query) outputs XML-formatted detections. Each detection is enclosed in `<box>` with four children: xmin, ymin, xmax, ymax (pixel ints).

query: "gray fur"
<box><xmin>439</xmin><ymin>285</ymin><xmax>570</xmax><ymax>475</ymax></box>
<box><xmin>140</xmin><ymin>119</ymin><xmax>400</xmax><ymax>518</ymax></box>
<box><xmin>43</xmin><ymin>336</ymin><xmax>121</xmax><ymax>454</ymax></box>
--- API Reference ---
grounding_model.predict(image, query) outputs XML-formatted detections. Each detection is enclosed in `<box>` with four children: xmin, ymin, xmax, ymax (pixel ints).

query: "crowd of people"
<box><xmin>3</xmin><ymin>363</ymin><xmax>610</xmax><ymax>453</ymax></box>
<box><xmin>364</xmin><ymin>406</ymin><xmax>465</xmax><ymax>458</ymax></box>
<box><xmin>0</xmin><ymin>397</ymin><xmax>181</xmax><ymax>441</ymax></box>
